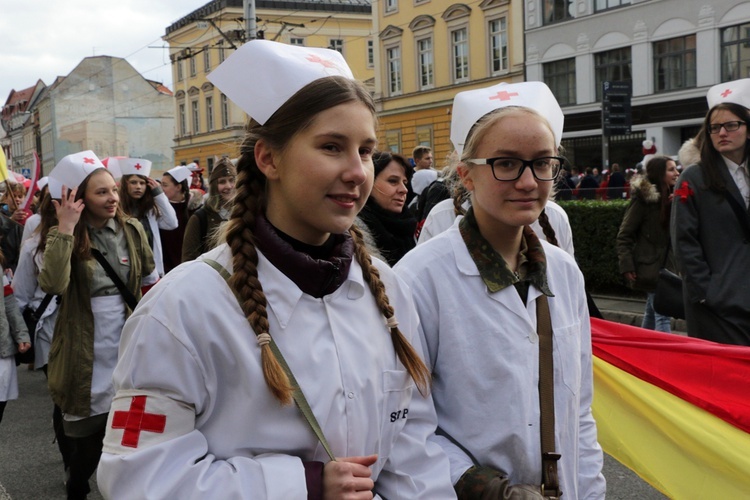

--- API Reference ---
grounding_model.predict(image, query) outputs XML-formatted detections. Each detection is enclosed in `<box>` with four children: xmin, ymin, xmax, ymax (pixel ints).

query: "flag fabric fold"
<box><xmin>591</xmin><ymin>318</ymin><xmax>750</xmax><ymax>497</ymax></box>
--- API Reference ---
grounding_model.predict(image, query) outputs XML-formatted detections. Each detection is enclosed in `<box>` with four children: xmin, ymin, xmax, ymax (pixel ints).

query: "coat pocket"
<box><xmin>378</xmin><ymin>369</ymin><xmax>415</xmax><ymax>462</ymax></box>
<box><xmin>552</xmin><ymin>321</ymin><xmax>582</xmax><ymax>397</ymax></box>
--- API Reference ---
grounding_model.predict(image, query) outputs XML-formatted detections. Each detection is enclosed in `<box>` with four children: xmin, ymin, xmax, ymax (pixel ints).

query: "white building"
<box><xmin>525</xmin><ymin>0</ymin><xmax>750</xmax><ymax>167</ymax></box>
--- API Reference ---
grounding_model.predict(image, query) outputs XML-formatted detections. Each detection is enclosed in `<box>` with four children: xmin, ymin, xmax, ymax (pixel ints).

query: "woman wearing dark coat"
<box><xmin>672</xmin><ymin>78</ymin><xmax>750</xmax><ymax>346</ymax></box>
<box><xmin>356</xmin><ymin>152</ymin><xmax>417</xmax><ymax>266</ymax></box>
<box><xmin>617</xmin><ymin>156</ymin><xmax>679</xmax><ymax>332</ymax></box>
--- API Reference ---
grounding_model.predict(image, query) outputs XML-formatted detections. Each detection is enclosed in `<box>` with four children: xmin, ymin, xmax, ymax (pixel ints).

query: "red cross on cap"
<box><xmin>306</xmin><ymin>54</ymin><xmax>336</xmax><ymax>69</ymax></box>
<box><xmin>721</xmin><ymin>88</ymin><xmax>733</xmax><ymax>98</ymax></box>
<box><xmin>489</xmin><ymin>91</ymin><xmax>519</xmax><ymax>101</ymax></box>
<box><xmin>134</xmin><ymin>163</ymin><xmax>142</xmax><ymax>170</ymax></box>
<box><xmin>83</xmin><ymin>157</ymin><xmax>96</xmax><ymax>164</ymax></box>
<box><xmin>111</xmin><ymin>395</ymin><xmax>167</xmax><ymax>448</ymax></box>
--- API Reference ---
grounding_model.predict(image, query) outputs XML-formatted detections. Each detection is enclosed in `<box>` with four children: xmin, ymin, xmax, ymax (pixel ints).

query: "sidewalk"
<box><xmin>592</xmin><ymin>294</ymin><xmax>687</xmax><ymax>334</ymax></box>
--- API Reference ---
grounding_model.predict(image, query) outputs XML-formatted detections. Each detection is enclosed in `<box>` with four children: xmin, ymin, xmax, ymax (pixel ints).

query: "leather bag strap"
<box><xmin>91</xmin><ymin>248</ymin><xmax>138</xmax><ymax>310</ymax></box>
<box><xmin>203</xmin><ymin>258</ymin><xmax>336</xmax><ymax>462</ymax></box>
<box><xmin>537</xmin><ymin>294</ymin><xmax>562</xmax><ymax>499</ymax></box>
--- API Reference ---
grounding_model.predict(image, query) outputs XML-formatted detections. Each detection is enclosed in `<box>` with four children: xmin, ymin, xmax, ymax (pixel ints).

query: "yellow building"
<box><xmin>374</xmin><ymin>0</ymin><xmax>525</xmax><ymax>166</ymax></box>
<box><xmin>164</xmin><ymin>0</ymin><xmax>374</xmax><ymax>173</ymax></box>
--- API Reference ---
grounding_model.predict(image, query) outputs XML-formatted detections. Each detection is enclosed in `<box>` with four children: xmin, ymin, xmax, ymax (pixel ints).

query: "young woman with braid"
<box><xmin>97</xmin><ymin>40</ymin><xmax>454</xmax><ymax>499</ymax></box>
<box><xmin>396</xmin><ymin>82</ymin><xmax>605</xmax><ymax>499</ymax></box>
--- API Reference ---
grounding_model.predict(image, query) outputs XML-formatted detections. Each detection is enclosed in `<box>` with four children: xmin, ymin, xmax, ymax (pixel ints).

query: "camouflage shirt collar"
<box><xmin>459</xmin><ymin>207</ymin><xmax>553</xmax><ymax>296</ymax></box>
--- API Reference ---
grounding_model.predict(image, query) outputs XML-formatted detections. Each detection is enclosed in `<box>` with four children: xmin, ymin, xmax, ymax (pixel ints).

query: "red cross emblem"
<box><xmin>83</xmin><ymin>157</ymin><xmax>96</xmax><ymax>164</ymax></box>
<box><xmin>489</xmin><ymin>91</ymin><xmax>519</xmax><ymax>101</ymax></box>
<box><xmin>134</xmin><ymin>163</ymin><xmax>142</xmax><ymax>170</ymax></box>
<box><xmin>674</xmin><ymin>181</ymin><xmax>694</xmax><ymax>203</ymax></box>
<box><xmin>306</xmin><ymin>54</ymin><xmax>337</xmax><ymax>69</ymax></box>
<box><xmin>721</xmin><ymin>88</ymin><xmax>732</xmax><ymax>98</ymax></box>
<box><xmin>111</xmin><ymin>395</ymin><xmax>167</xmax><ymax>448</ymax></box>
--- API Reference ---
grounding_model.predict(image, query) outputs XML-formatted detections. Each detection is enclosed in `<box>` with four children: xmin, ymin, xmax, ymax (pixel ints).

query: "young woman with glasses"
<box><xmin>395</xmin><ymin>81</ymin><xmax>606</xmax><ymax>499</ymax></box>
<box><xmin>672</xmin><ymin>79</ymin><xmax>750</xmax><ymax>346</ymax></box>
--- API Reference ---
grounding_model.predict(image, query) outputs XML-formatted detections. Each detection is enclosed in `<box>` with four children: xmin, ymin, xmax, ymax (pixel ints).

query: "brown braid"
<box><xmin>349</xmin><ymin>225</ymin><xmax>431</xmax><ymax>396</ymax></box>
<box><xmin>537</xmin><ymin>209</ymin><xmax>559</xmax><ymax>247</ymax></box>
<box><xmin>224</xmin><ymin>142</ymin><xmax>293</xmax><ymax>406</ymax></box>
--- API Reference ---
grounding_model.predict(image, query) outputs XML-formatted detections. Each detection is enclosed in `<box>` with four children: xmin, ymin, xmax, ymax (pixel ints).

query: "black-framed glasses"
<box><xmin>708</xmin><ymin>121</ymin><xmax>746</xmax><ymax>134</ymax></box>
<box><xmin>465</xmin><ymin>156</ymin><xmax>565</xmax><ymax>181</ymax></box>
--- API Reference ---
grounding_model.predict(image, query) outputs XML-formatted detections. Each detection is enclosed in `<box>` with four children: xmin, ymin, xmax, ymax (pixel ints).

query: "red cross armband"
<box><xmin>103</xmin><ymin>390</ymin><xmax>195</xmax><ymax>455</ymax></box>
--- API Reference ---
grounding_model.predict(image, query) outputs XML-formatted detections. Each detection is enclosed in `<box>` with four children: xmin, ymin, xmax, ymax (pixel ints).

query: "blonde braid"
<box><xmin>225</xmin><ymin>164</ymin><xmax>293</xmax><ymax>405</ymax></box>
<box><xmin>349</xmin><ymin>225</ymin><xmax>431</xmax><ymax>395</ymax></box>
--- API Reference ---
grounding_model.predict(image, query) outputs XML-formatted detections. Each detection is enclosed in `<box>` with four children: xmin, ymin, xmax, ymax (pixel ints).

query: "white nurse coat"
<box><xmin>395</xmin><ymin>225</ymin><xmax>606</xmax><ymax>499</ymax></box>
<box><xmin>98</xmin><ymin>244</ymin><xmax>455</xmax><ymax>499</ymax></box>
<box><xmin>146</xmin><ymin>191</ymin><xmax>178</xmax><ymax>276</ymax></box>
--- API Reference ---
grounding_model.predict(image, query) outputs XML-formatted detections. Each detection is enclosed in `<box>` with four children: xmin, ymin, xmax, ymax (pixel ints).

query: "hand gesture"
<box><xmin>323</xmin><ymin>454</ymin><xmax>377</xmax><ymax>500</ymax></box>
<box><xmin>17</xmin><ymin>342</ymin><xmax>31</xmax><ymax>353</ymax></box>
<box><xmin>623</xmin><ymin>271</ymin><xmax>637</xmax><ymax>283</ymax></box>
<box><xmin>52</xmin><ymin>186</ymin><xmax>84</xmax><ymax>235</ymax></box>
<box><xmin>147</xmin><ymin>177</ymin><xmax>160</xmax><ymax>190</ymax></box>
<box><xmin>10</xmin><ymin>208</ymin><xmax>30</xmax><ymax>224</ymax></box>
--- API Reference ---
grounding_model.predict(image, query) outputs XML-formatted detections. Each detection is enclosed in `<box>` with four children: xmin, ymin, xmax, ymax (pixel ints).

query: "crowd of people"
<box><xmin>0</xmin><ymin>38</ymin><xmax>748</xmax><ymax>499</ymax></box>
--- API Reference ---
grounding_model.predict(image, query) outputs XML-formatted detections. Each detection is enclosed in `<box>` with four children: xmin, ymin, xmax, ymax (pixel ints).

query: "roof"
<box><xmin>166</xmin><ymin>0</ymin><xmax>371</xmax><ymax>34</ymax></box>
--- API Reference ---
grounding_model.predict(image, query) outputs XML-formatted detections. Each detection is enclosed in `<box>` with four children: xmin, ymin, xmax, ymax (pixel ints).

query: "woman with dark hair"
<box><xmin>672</xmin><ymin>79</ymin><xmax>750</xmax><ymax>345</ymax></box>
<box><xmin>116</xmin><ymin>158</ymin><xmax>178</xmax><ymax>277</ymax></box>
<box><xmin>159</xmin><ymin>165</ymin><xmax>193</xmax><ymax>274</ymax></box>
<box><xmin>617</xmin><ymin>155</ymin><xmax>679</xmax><ymax>332</ymax></box>
<box><xmin>97</xmin><ymin>40</ymin><xmax>454</xmax><ymax>499</ymax></box>
<box><xmin>40</xmin><ymin>151</ymin><xmax>157</xmax><ymax>499</ymax></box>
<box><xmin>355</xmin><ymin>151</ymin><xmax>416</xmax><ymax>266</ymax></box>
<box><xmin>181</xmin><ymin>158</ymin><xmax>236</xmax><ymax>262</ymax></box>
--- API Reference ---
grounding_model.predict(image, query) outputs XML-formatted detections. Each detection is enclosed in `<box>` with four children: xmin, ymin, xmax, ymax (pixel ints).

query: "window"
<box><xmin>595</xmin><ymin>0</ymin><xmax>630</xmax><ymax>11</ymax></box>
<box><xmin>543</xmin><ymin>0</ymin><xmax>574</xmax><ymax>25</ymax></box>
<box><xmin>221</xmin><ymin>94</ymin><xmax>230</xmax><ymax>128</ymax></box>
<box><xmin>543</xmin><ymin>58</ymin><xmax>576</xmax><ymax>106</ymax></box>
<box><xmin>386</xmin><ymin>46</ymin><xmax>402</xmax><ymax>95</ymax></box>
<box><xmin>385</xmin><ymin>0</ymin><xmax>397</xmax><ymax>13</ymax></box>
<box><xmin>205</xmin><ymin>96</ymin><xmax>214</xmax><ymax>132</ymax></box>
<box><xmin>653</xmin><ymin>35</ymin><xmax>696</xmax><ymax>92</ymax></box>
<box><xmin>177</xmin><ymin>60</ymin><xmax>184</xmax><ymax>82</ymax></box>
<box><xmin>189</xmin><ymin>56</ymin><xmax>197</xmax><ymax>77</ymax></box>
<box><xmin>385</xmin><ymin>130</ymin><xmax>401</xmax><ymax>154</ymax></box>
<box><xmin>290</xmin><ymin>37</ymin><xmax>304</xmax><ymax>46</ymax></box>
<box><xmin>191</xmin><ymin>100</ymin><xmax>200</xmax><ymax>134</ymax></box>
<box><xmin>330</xmin><ymin>39</ymin><xmax>343</xmax><ymax>53</ymax></box>
<box><xmin>218</xmin><ymin>42</ymin><xmax>226</xmax><ymax>63</ymax></box>
<box><xmin>721</xmin><ymin>23</ymin><xmax>750</xmax><ymax>82</ymax></box>
<box><xmin>417</xmin><ymin>37</ymin><xmax>434</xmax><ymax>89</ymax></box>
<box><xmin>203</xmin><ymin>46</ymin><xmax>210</xmax><ymax>72</ymax></box>
<box><xmin>367</xmin><ymin>39</ymin><xmax>374</xmax><ymax>68</ymax></box>
<box><xmin>179</xmin><ymin>103</ymin><xmax>186</xmax><ymax>136</ymax></box>
<box><xmin>595</xmin><ymin>47</ymin><xmax>632</xmax><ymax>101</ymax></box>
<box><xmin>488</xmin><ymin>17</ymin><xmax>508</xmax><ymax>74</ymax></box>
<box><xmin>451</xmin><ymin>28</ymin><xmax>469</xmax><ymax>83</ymax></box>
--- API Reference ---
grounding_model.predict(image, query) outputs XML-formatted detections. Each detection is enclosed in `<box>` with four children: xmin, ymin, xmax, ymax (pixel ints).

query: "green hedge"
<box><xmin>557</xmin><ymin>199</ymin><xmax>636</xmax><ymax>295</ymax></box>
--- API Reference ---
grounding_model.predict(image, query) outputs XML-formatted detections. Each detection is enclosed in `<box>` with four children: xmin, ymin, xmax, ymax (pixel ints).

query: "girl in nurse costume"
<box><xmin>112</xmin><ymin>157</ymin><xmax>178</xmax><ymax>277</ymax></box>
<box><xmin>395</xmin><ymin>82</ymin><xmax>606</xmax><ymax>499</ymax></box>
<box><xmin>97</xmin><ymin>40</ymin><xmax>454</xmax><ymax>499</ymax></box>
<box><xmin>41</xmin><ymin>152</ymin><xmax>158</xmax><ymax>500</ymax></box>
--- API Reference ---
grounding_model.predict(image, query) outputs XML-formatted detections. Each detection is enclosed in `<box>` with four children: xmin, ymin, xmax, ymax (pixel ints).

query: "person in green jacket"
<box><xmin>40</xmin><ymin>150</ymin><xmax>157</xmax><ymax>500</ymax></box>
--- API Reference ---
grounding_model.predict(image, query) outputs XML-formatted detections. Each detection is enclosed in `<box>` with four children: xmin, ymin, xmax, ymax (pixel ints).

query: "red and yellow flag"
<box><xmin>591</xmin><ymin>318</ymin><xmax>750</xmax><ymax>498</ymax></box>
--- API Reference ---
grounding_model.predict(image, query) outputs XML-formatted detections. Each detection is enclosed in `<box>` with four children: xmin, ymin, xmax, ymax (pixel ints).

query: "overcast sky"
<box><xmin>0</xmin><ymin>0</ymin><xmax>212</xmax><ymax>102</ymax></box>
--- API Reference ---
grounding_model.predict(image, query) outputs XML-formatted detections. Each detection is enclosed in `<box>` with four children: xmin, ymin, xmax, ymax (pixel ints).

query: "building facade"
<box><xmin>374</xmin><ymin>0</ymin><xmax>525</xmax><ymax>165</ymax></box>
<box><xmin>2</xmin><ymin>57</ymin><xmax>174</xmax><ymax>177</ymax></box>
<box><xmin>526</xmin><ymin>0</ymin><xmax>750</xmax><ymax>168</ymax></box>
<box><xmin>1</xmin><ymin>81</ymin><xmax>46</xmax><ymax>175</ymax></box>
<box><xmin>164</xmin><ymin>0</ymin><xmax>374</xmax><ymax>173</ymax></box>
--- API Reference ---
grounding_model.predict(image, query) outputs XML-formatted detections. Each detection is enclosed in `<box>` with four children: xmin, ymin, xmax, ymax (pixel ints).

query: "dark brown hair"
<box><xmin>699</xmin><ymin>102</ymin><xmax>750</xmax><ymax>192</ymax></box>
<box><xmin>645</xmin><ymin>155</ymin><xmax>675</xmax><ymax>229</ymax></box>
<box><xmin>33</xmin><ymin>185</ymin><xmax>59</xmax><ymax>261</ymax></box>
<box><xmin>225</xmin><ymin>76</ymin><xmax>430</xmax><ymax>404</ymax></box>
<box><xmin>119</xmin><ymin>174</ymin><xmax>158</xmax><ymax>219</ymax></box>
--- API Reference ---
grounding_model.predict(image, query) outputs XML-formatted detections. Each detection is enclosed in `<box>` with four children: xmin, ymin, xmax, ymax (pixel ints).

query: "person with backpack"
<box><xmin>181</xmin><ymin>158</ymin><xmax>236</xmax><ymax>262</ymax></box>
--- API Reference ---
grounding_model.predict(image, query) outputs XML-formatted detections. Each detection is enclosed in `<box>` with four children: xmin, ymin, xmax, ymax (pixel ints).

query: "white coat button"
<box><xmin>347</xmin><ymin>392</ymin><xmax>354</xmax><ymax>399</ymax></box>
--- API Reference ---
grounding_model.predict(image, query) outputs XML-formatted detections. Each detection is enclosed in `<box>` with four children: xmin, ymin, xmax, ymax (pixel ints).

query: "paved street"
<box><xmin>1</xmin><ymin>303</ymin><xmax>667</xmax><ymax>499</ymax></box>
